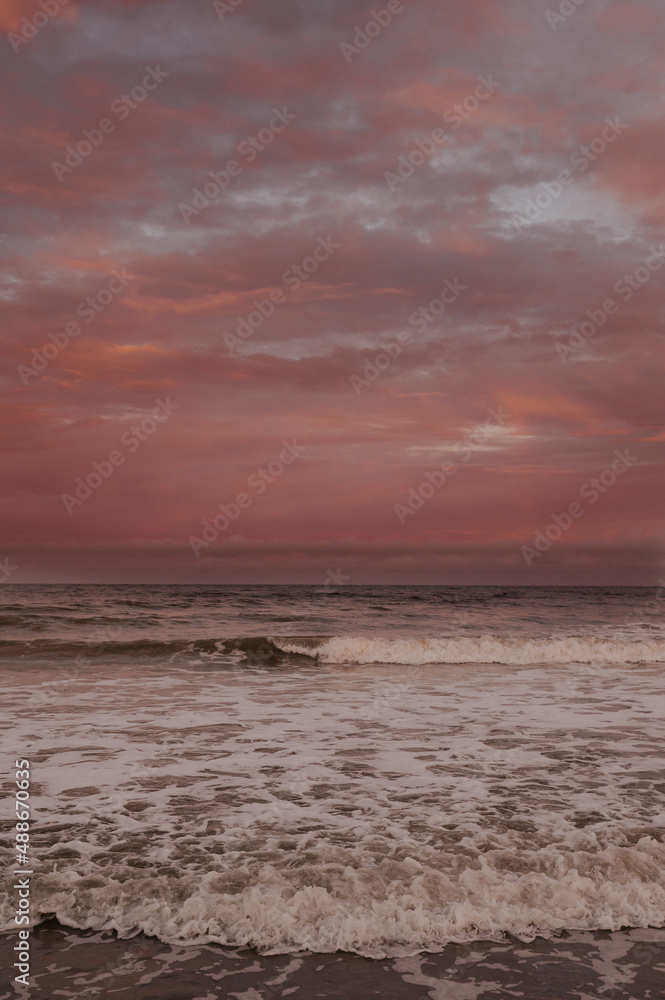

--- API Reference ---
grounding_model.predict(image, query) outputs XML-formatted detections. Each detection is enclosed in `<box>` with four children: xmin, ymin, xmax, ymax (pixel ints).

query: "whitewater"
<box><xmin>1</xmin><ymin>584</ymin><xmax>664</xmax><ymax>958</ymax></box>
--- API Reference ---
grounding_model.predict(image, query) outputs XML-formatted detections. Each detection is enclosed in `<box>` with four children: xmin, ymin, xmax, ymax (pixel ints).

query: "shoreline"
<box><xmin>2</xmin><ymin>921</ymin><xmax>664</xmax><ymax>999</ymax></box>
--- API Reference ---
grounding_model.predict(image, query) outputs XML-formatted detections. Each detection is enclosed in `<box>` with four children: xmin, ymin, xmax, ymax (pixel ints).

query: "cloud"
<box><xmin>1</xmin><ymin>0</ymin><xmax>663</xmax><ymax>582</ymax></box>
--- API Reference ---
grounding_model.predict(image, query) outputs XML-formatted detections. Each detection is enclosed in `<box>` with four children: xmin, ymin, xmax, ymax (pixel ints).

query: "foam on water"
<box><xmin>1</xmin><ymin>644</ymin><xmax>664</xmax><ymax>957</ymax></box>
<box><xmin>7</xmin><ymin>839</ymin><xmax>665</xmax><ymax>958</ymax></box>
<box><xmin>3</xmin><ymin>586</ymin><xmax>665</xmax><ymax>958</ymax></box>
<box><xmin>7</xmin><ymin>633</ymin><xmax>665</xmax><ymax>665</ymax></box>
<box><xmin>271</xmin><ymin>634</ymin><xmax>665</xmax><ymax>665</ymax></box>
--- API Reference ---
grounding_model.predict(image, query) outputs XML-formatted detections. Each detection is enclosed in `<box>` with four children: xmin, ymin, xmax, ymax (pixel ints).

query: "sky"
<box><xmin>2</xmin><ymin>0</ymin><xmax>664</xmax><ymax>584</ymax></box>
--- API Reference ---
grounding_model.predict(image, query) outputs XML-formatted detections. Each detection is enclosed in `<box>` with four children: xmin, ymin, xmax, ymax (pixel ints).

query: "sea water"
<box><xmin>1</xmin><ymin>585</ymin><xmax>664</xmax><ymax>958</ymax></box>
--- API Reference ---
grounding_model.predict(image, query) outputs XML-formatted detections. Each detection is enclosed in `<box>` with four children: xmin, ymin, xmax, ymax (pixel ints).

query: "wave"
<box><xmin>0</xmin><ymin>615</ymin><xmax>46</xmax><ymax>629</ymax></box>
<box><xmin>4</xmin><ymin>841</ymin><xmax>665</xmax><ymax>957</ymax></box>
<box><xmin>0</xmin><ymin>638</ymin><xmax>222</xmax><ymax>659</ymax></box>
<box><xmin>3</xmin><ymin>634</ymin><xmax>665</xmax><ymax>665</ymax></box>
<box><xmin>265</xmin><ymin>634</ymin><xmax>665</xmax><ymax>665</ymax></box>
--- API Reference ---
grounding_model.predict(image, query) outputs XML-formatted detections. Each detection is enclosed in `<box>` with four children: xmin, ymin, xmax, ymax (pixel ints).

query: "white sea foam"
<box><xmin>272</xmin><ymin>635</ymin><xmax>665</xmax><ymax>665</ymax></box>
<box><xmin>3</xmin><ymin>840</ymin><xmax>665</xmax><ymax>958</ymax></box>
<box><xmin>2</xmin><ymin>614</ymin><xmax>665</xmax><ymax>958</ymax></box>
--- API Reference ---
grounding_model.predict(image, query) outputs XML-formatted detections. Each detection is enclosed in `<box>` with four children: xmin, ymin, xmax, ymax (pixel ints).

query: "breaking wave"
<box><xmin>4</xmin><ymin>841</ymin><xmax>665</xmax><ymax>958</ymax></box>
<box><xmin>4</xmin><ymin>634</ymin><xmax>665</xmax><ymax>665</ymax></box>
<box><xmin>264</xmin><ymin>635</ymin><xmax>665</xmax><ymax>665</ymax></box>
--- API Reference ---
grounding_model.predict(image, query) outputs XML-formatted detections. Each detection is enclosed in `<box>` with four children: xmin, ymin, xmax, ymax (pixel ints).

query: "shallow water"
<box><xmin>3</xmin><ymin>923</ymin><xmax>665</xmax><ymax>999</ymax></box>
<box><xmin>1</xmin><ymin>585</ymin><xmax>664</xmax><ymax>960</ymax></box>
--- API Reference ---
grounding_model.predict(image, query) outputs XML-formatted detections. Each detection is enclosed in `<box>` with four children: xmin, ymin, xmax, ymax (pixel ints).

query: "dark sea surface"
<box><xmin>1</xmin><ymin>584</ymin><xmax>664</xmax><ymax>997</ymax></box>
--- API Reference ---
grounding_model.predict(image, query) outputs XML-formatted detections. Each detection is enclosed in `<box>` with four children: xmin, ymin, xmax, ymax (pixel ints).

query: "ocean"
<box><xmin>1</xmin><ymin>584</ymin><xmax>664</xmax><ymax>998</ymax></box>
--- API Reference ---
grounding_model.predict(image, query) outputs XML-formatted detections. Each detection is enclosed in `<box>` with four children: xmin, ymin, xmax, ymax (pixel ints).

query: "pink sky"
<box><xmin>2</xmin><ymin>0</ymin><xmax>664</xmax><ymax>583</ymax></box>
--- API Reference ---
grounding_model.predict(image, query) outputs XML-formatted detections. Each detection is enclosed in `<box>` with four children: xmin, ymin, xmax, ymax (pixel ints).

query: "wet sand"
<box><xmin>2</xmin><ymin>922</ymin><xmax>664</xmax><ymax>999</ymax></box>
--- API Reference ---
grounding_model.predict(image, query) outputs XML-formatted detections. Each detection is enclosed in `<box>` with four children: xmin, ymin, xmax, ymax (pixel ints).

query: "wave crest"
<box><xmin>270</xmin><ymin>635</ymin><xmax>665</xmax><ymax>665</ymax></box>
<box><xmin>4</xmin><ymin>840</ymin><xmax>665</xmax><ymax>957</ymax></box>
<box><xmin>3</xmin><ymin>634</ymin><xmax>664</xmax><ymax>665</ymax></box>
